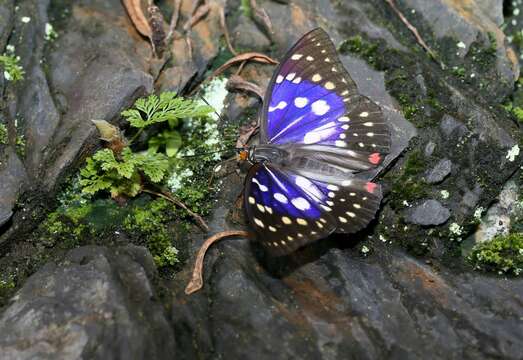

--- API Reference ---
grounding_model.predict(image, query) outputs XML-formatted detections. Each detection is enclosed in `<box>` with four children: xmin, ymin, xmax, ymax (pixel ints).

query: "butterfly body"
<box><xmin>242</xmin><ymin>28</ymin><xmax>391</xmax><ymax>256</ymax></box>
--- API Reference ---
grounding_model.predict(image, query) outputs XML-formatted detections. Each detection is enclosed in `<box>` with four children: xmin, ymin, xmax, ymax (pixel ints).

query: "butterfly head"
<box><xmin>237</xmin><ymin>149</ymin><xmax>249</xmax><ymax>162</ymax></box>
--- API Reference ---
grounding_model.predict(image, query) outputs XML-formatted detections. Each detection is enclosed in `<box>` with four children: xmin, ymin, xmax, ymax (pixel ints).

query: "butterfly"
<box><xmin>241</xmin><ymin>28</ymin><xmax>391</xmax><ymax>256</ymax></box>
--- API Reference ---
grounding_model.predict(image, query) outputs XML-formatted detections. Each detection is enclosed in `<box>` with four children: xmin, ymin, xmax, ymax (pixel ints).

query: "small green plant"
<box><xmin>468</xmin><ymin>233</ymin><xmax>523</xmax><ymax>275</ymax></box>
<box><xmin>0</xmin><ymin>54</ymin><xmax>24</xmax><ymax>81</ymax></box>
<box><xmin>80</xmin><ymin>148</ymin><xmax>169</xmax><ymax>197</ymax></box>
<box><xmin>80</xmin><ymin>92</ymin><xmax>212</xmax><ymax>198</ymax></box>
<box><xmin>122</xmin><ymin>92</ymin><xmax>212</xmax><ymax>142</ymax></box>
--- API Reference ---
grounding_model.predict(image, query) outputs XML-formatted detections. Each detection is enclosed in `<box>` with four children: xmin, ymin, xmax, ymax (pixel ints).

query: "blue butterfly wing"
<box><xmin>243</xmin><ymin>162</ymin><xmax>336</xmax><ymax>255</ymax></box>
<box><xmin>248</xmin><ymin>28</ymin><xmax>391</xmax><ymax>254</ymax></box>
<box><xmin>260</xmin><ymin>28</ymin><xmax>390</xmax><ymax>166</ymax></box>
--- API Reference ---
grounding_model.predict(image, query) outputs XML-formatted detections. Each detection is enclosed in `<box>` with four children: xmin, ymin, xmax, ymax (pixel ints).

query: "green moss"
<box><xmin>123</xmin><ymin>198</ymin><xmax>179</xmax><ymax>267</ymax></box>
<box><xmin>468</xmin><ymin>233</ymin><xmax>523</xmax><ymax>275</ymax></box>
<box><xmin>451</xmin><ymin>66</ymin><xmax>466</xmax><ymax>78</ymax></box>
<box><xmin>389</xmin><ymin>150</ymin><xmax>428</xmax><ymax>207</ymax></box>
<box><xmin>240</xmin><ymin>0</ymin><xmax>251</xmax><ymax>17</ymax></box>
<box><xmin>0</xmin><ymin>123</ymin><xmax>6</xmax><ymax>145</ymax></box>
<box><xmin>338</xmin><ymin>35</ymin><xmax>379</xmax><ymax>66</ymax></box>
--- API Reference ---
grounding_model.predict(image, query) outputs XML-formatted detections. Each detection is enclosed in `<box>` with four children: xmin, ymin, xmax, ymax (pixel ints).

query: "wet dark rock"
<box><xmin>404</xmin><ymin>199</ymin><xmax>451</xmax><ymax>226</ymax></box>
<box><xmin>425</xmin><ymin>158</ymin><xmax>452</xmax><ymax>184</ymax></box>
<box><xmin>0</xmin><ymin>209</ymin><xmax>12</xmax><ymax>228</ymax></box>
<box><xmin>0</xmin><ymin>245</ymin><xmax>175</xmax><ymax>359</ymax></box>
<box><xmin>0</xmin><ymin>0</ymin><xmax>522</xmax><ymax>359</ymax></box>
<box><xmin>232</xmin><ymin>15</ymin><xmax>271</xmax><ymax>52</ymax></box>
<box><xmin>0</xmin><ymin>148</ymin><xmax>27</xmax><ymax>229</ymax></box>
<box><xmin>0</xmin><ymin>1</ymin><xmax>13</xmax><ymax>49</ymax></box>
<box><xmin>424</xmin><ymin>141</ymin><xmax>436</xmax><ymax>156</ymax></box>
<box><xmin>439</xmin><ymin>114</ymin><xmax>468</xmax><ymax>139</ymax></box>
<box><xmin>401</xmin><ymin>0</ymin><xmax>518</xmax><ymax>101</ymax></box>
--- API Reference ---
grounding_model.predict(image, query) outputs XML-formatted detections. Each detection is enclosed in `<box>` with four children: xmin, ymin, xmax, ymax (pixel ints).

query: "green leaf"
<box><xmin>165</xmin><ymin>131</ymin><xmax>182</xmax><ymax>157</ymax></box>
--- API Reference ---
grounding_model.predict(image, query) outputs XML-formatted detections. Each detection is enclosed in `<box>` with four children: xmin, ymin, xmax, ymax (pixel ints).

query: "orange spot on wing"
<box><xmin>369</xmin><ymin>152</ymin><xmax>381</xmax><ymax>165</ymax></box>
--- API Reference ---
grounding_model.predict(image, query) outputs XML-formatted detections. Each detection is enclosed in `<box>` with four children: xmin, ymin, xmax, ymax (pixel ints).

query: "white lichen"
<box><xmin>44</xmin><ymin>23</ymin><xmax>58</xmax><ymax>41</ymax></box>
<box><xmin>474</xmin><ymin>207</ymin><xmax>484</xmax><ymax>221</ymax></box>
<box><xmin>506</xmin><ymin>144</ymin><xmax>520</xmax><ymax>162</ymax></box>
<box><xmin>199</xmin><ymin>77</ymin><xmax>228</xmax><ymax>121</ymax></box>
<box><xmin>21</xmin><ymin>16</ymin><xmax>31</xmax><ymax>23</ymax></box>
<box><xmin>361</xmin><ymin>245</ymin><xmax>370</xmax><ymax>255</ymax></box>
<box><xmin>457</xmin><ymin>41</ymin><xmax>466</xmax><ymax>49</ymax></box>
<box><xmin>441</xmin><ymin>190</ymin><xmax>450</xmax><ymax>199</ymax></box>
<box><xmin>449</xmin><ymin>222</ymin><xmax>463</xmax><ymax>236</ymax></box>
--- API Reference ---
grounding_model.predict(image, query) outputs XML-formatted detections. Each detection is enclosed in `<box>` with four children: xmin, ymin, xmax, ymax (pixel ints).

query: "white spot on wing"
<box><xmin>248</xmin><ymin>196</ymin><xmax>255</xmax><ymax>204</ymax></box>
<box><xmin>274</xmin><ymin>193</ymin><xmax>288</xmax><ymax>203</ymax></box>
<box><xmin>304</xmin><ymin>132</ymin><xmax>321</xmax><ymax>144</ymax></box>
<box><xmin>311</xmin><ymin>100</ymin><xmax>330</xmax><ymax>116</ymax></box>
<box><xmin>286</xmin><ymin>73</ymin><xmax>296</xmax><ymax>81</ymax></box>
<box><xmin>360</xmin><ymin>111</ymin><xmax>369</xmax><ymax>117</ymax></box>
<box><xmin>276</xmin><ymin>75</ymin><xmax>284</xmax><ymax>83</ymax></box>
<box><xmin>254</xmin><ymin>218</ymin><xmax>265</xmax><ymax>228</ymax></box>
<box><xmin>252</xmin><ymin>178</ymin><xmax>269</xmax><ymax>192</ymax></box>
<box><xmin>281</xmin><ymin>216</ymin><xmax>292</xmax><ymax>224</ymax></box>
<box><xmin>291</xmin><ymin>54</ymin><xmax>303</xmax><ymax>60</ymax></box>
<box><xmin>269</xmin><ymin>101</ymin><xmax>287</xmax><ymax>112</ymax></box>
<box><xmin>291</xmin><ymin>197</ymin><xmax>310</xmax><ymax>211</ymax></box>
<box><xmin>294</xmin><ymin>97</ymin><xmax>309</xmax><ymax>108</ymax></box>
<box><xmin>312</xmin><ymin>74</ymin><xmax>322</xmax><ymax>82</ymax></box>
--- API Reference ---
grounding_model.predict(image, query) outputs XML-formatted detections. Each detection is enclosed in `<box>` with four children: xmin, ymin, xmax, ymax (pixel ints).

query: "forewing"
<box><xmin>260</xmin><ymin>28</ymin><xmax>359</xmax><ymax>144</ymax></box>
<box><xmin>243</xmin><ymin>162</ymin><xmax>336</xmax><ymax>256</ymax></box>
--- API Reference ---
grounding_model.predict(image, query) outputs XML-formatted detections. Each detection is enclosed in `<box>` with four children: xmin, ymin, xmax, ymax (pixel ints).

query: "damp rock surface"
<box><xmin>0</xmin><ymin>246</ymin><xmax>175</xmax><ymax>360</ymax></box>
<box><xmin>0</xmin><ymin>0</ymin><xmax>522</xmax><ymax>359</ymax></box>
<box><xmin>404</xmin><ymin>199</ymin><xmax>451</xmax><ymax>225</ymax></box>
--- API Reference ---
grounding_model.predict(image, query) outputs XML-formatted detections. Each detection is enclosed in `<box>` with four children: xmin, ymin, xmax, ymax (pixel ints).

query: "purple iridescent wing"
<box><xmin>244</xmin><ymin>162</ymin><xmax>336</xmax><ymax>256</ymax></box>
<box><xmin>248</xmin><ymin>28</ymin><xmax>392</xmax><ymax>254</ymax></box>
<box><xmin>260</xmin><ymin>28</ymin><xmax>390</xmax><ymax>168</ymax></box>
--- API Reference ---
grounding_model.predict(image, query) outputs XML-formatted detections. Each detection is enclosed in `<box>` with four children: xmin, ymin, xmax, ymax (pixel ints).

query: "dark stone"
<box><xmin>439</xmin><ymin>114</ymin><xmax>468</xmax><ymax>139</ymax></box>
<box><xmin>0</xmin><ymin>209</ymin><xmax>12</xmax><ymax>228</ymax></box>
<box><xmin>0</xmin><ymin>245</ymin><xmax>175</xmax><ymax>359</ymax></box>
<box><xmin>404</xmin><ymin>199</ymin><xmax>451</xmax><ymax>225</ymax></box>
<box><xmin>424</xmin><ymin>141</ymin><xmax>436</xmax><ymax>156</ymax></box>
<box><xmin>425</xmin><ymin>158</ymin><xmax>452</xmax><ymax>184</ymax></box>
<box><xmin>232</xmin><ymin>14</ymin><xmax>271</xmax><ymax>52</ymax></box>
<box><xmin>0</xmin><ymin>148</ymin><xmax>27</xmax><ymax>230</ymax></box>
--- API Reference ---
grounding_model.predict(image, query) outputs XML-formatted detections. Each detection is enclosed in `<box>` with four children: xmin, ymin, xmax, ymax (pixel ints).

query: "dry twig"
<box><xmin>142</xmin><ymin>189</ymin><xmax>209</xmax><ymax>231</ymax></box>
<box><xmin>384</xmin><ymin>0</ymin><xmax>445</xmax><ymax>69</ymax></box>
<box><xmin>166</xmin><ymin>0</ymin><xmax>182</xmax><ymax>42</ymax></box>
<box><xmin>185</xmin><ymin>230</ymin><xmax>253</xmax><ymax>295</ymax></box>
<box><xmin>250</xmin><ymin>0</ymin><xmax>273</xmax><ymax>35</ymax></box>
<box><xmin>219</xmin><ymin>5</ymin><xmax>237</xmax><ymax>55</ymax></box>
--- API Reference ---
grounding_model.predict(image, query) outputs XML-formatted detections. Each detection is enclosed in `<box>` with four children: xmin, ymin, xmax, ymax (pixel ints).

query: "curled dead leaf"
<box><xmin>211</xmin><ymin>52</ymin><xmax>278</xmax><ymax>79</ymax></box>
<box><xmin>122</xmin><ymin>0</ymin><xmax>152</xmax><ymax>37</ymax></box>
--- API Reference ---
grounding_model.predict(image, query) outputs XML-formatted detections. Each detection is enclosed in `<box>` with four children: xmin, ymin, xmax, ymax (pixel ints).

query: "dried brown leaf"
<box><xmin>122</xmin><ymin>0</ymin><xmax>152</xmax><ymax>37</ymax></box>
<box><xmin>211</xmin><ymin>52</ymin><xmax>278</xmax><ymax>78</ymax></box>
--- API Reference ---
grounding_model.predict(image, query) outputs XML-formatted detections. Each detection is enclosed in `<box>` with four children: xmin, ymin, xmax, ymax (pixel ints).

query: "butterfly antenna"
<box><xmin>199</xmin><ymin>95</ymin><xmax>228</xmax><ymax>124</ymax></box>
<box><xmin>179</xmin><ymin>147</ymin><xmax>236</xmax><ymax>159</ymax></box>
